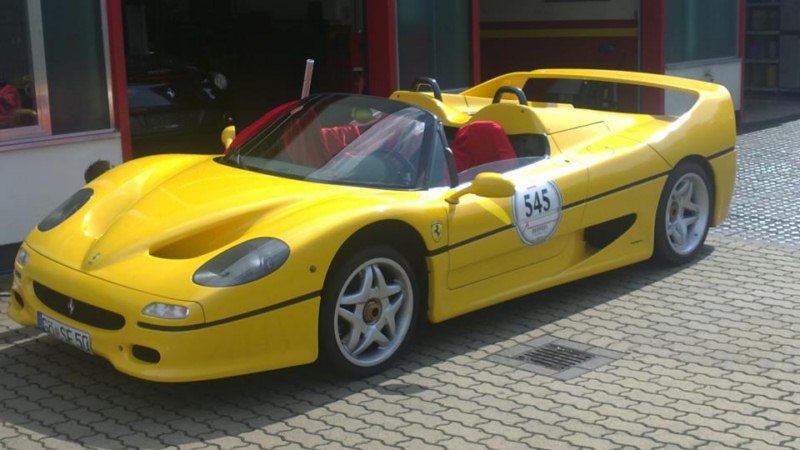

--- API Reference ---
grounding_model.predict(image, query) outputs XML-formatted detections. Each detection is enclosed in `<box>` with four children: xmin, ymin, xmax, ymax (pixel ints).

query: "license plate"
<box><xmin>37</xmin><ymin>312</ymin><xmax>92</xmax><ymax>354</ymax></box>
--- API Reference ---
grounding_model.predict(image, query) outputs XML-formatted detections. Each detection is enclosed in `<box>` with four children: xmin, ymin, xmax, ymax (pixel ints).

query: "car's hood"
<box><xmin>26</xmin><ymin>155</ymin><xmax>406</xmax><ymax>298</ymax></box>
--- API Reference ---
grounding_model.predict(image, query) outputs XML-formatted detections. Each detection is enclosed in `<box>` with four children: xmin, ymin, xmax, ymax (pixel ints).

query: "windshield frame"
<box><xmin>219</xmin><ymin>94</ymin><xmax>441</xmax><ymax>191</ymax></box>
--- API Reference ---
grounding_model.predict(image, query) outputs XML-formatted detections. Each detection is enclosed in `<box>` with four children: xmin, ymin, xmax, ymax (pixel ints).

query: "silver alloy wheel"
<box><xmin>334</xmin><ymin>257</ymin><xmax>414</xmax><ymax>367</ymax></box>
<box><xmin>664</xmin><ymin>172</ymin><xmax>710</xmax><ymax>256</ymax></box>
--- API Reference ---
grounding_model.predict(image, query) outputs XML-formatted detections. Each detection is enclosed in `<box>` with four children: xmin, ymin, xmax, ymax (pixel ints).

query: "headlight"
<box><xmin>193</xmin><ymin>238</ymin><xmax>290</xmax><ymax>287</ymax></box>
<box><xmin>37</xmin><ymin>188</ymin><xmax>93</xmax><ymax>232</ymax></box>
<box><xmin>15</xmin><ymin>247</ymin><xmax>29</xmax><ymax>267</ymax></box>
<box><xmin>143</xmin><ymin>303</ymin><xmax>190</xmax><ymax>319</ymax></box>
<box><xmin>212</xmin><ymin>72</ymin><xmax>228</xmax><ymax>91</ymax></box>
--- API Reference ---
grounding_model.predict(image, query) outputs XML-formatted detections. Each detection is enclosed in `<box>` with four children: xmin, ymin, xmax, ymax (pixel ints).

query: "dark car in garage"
<box><xmin>127</xmin><ymin>54</ymin><xmax>233</xmax><ymax>137</ymax></box>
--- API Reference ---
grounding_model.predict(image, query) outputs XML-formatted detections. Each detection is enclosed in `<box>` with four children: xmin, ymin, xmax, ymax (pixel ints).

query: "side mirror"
<box><xmin>445</xmin><ymin>172</ymin><xmax>515</xmax><ymax>204</ymax></box>
<box><xmin>221</xmin><ymin>125</ymin><xmax>236</xmax><ymax>151</ymax></box>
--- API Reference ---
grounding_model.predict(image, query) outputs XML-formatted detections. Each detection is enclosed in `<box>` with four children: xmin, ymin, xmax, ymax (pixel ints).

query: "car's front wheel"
<box><xmin>653</xmin><ymin>160</ymin><xmax>714</xmax><ymax>265</ymax></box>
<box><xmin>319</xmin><ymin>246</ymin><xmax>419</xmax><ymax>377</ymax></box>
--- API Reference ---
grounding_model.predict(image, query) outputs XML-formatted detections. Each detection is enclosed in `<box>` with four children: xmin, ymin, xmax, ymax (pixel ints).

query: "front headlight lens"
<box><xmin>15</xmin><ymin>247</ymin><xmax>29</xmax><ymax>267</ymax></box>
<box><xmin>193</xmin><ymin>238</ymin><xmax>290</xmax><ymax>287</ymax></box>
<box><xmin>143</xmin><ymin>303</ymin><xmax>190</xmax><ymax>319</ymax></box>
<box><xmin>213</xmin><ymin>72</ymin><xmax>228</xmax><ymax>91</ymax></box>
<box><xmin>37</xmin><ymin>188</ymin><xmax>93</xmax><ymax>232</ymax></box>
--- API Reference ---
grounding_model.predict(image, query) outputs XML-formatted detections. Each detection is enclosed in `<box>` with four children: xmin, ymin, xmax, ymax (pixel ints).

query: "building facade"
<box><xmin>1</xmin><ymin>0</ymin><xmax>131</xmax><ymax>267</ymax></box>
<box><xmin>0</xmin><ymin>0</ymin><xmax>746</xmax><ymax>271</ymax></box>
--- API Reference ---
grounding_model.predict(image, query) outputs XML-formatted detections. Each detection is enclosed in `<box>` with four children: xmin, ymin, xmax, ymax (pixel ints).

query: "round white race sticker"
<box><xmin>513</xmin><ymin>179</ymin><xmax>562</xmax><ymax>245</ymax></box>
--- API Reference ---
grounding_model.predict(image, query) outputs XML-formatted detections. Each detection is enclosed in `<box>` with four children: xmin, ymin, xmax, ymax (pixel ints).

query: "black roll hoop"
<box><xmin>410</xmin><ymin>77</ymin><xmax>443</xmax><ymax>101</ymax></box>
<box><xmin>492</xmin><ymin>86</ymin><xmax>528</xmax><ymax>105</ymax></box>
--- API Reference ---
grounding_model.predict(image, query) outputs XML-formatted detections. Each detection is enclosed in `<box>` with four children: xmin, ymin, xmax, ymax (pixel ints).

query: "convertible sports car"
<box><xmin>8</xmin><ymin>69</ymin><xmax>736</xmax><ymax>382</ymax></box>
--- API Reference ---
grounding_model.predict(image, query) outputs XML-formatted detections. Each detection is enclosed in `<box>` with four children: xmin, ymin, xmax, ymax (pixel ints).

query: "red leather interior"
<box><xmin>320</xmin><ymin>125</ymin><xmax>361</xmax><ymax>157</ymax></box>
<box><xmin>450</xmin><ymin>121</ymin><xmax>517</xmax><ymax>172</ymax></box>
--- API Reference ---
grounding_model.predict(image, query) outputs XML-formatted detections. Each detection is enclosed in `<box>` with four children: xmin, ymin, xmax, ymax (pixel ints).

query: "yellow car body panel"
<box><xmin>445</xmin><ymin>154</ymin><xmax>587</xmax><ymax>289</ymax></box>
<box><xmin>395</xmin><ymin>68</ymin><xmax>736</xmax><ymax>224</ymax></box>
<box><xmin>9</xmin><ymin>244</ymin><xmax>320</xmax><ymax>382</ymax></box>
<box><xmin>8</xmin><ymin>70</ymin><xmax>736</xmax><ymax>381</ymax></box>
<box><xmin>11</xmin><ymin>152</ymin><xmax>454</xmax><ymax>380</ymax></box>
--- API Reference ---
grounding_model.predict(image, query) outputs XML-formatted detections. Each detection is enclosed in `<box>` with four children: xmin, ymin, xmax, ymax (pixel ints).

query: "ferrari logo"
<box><xmin>67</xmin><ymin>299</ymin><xmax>75</xmax><ymax>316</ymax></box>
<box><xmin>431</xmin><ymin>222</ymin><xmax>443</xmax><ymax>243</ymax></box>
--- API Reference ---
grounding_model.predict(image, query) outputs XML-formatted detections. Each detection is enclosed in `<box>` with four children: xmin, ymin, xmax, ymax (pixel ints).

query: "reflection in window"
<box><xmin>1</xmin><ymin>0</ymin><xmax>112</xmax><ymax>145</ymax></box>
<box><xmin>0</xmin><ymin>0</ymin><xmax>38</xmax><ymax>130</ymax></box>
<box><xmin>666</xmin><ymin>0</ymin><xmax>738</xmax><ymax>64</ymax></box>
<box><xmin>42</xmin><ymin>0</ymin><xmax>110</xmax><ymax>134</ymax></box>
<box><xmin>397</xmin><ymin>0</ymin><xmax>472</xmax><ymax>90</ymax></box>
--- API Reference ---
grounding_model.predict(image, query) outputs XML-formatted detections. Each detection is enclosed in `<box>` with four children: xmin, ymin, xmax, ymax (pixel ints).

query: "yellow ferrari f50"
<box><xmin>8</xmin><ymin>69</ymin><xmax>735</xmax><ymax>381</ymax></box>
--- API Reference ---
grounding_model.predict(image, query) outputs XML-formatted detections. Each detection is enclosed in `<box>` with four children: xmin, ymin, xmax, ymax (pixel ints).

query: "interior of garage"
<box><xmin>121</xmin><ymin>0</ymin><xmax>775</xmax><ymax>157</ymax></box>
<box><xmin>123</xmin><ymin>0</ymin><xmax>365</xmax><ymax>157</ymax></box>
<box><xmin>123</xmin><ymin>0</ymin><xmax>650</xmax><ymax>159</ymax></box>
<box><xmin>479</xmin><ymin>0</ymin><xmax>651</xmax><ymax>113</ymax></box>
<box><xmin>742</xmin><ymin>0</ymin><xmax>800</xmax><ymax>127</ymax></box>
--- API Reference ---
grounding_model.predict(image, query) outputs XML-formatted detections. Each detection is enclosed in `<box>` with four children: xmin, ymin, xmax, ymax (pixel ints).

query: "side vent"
<box><xmin>584</xmin><ymin>214</ymin><xmax>636</xmax><ymax>249</ymax></box>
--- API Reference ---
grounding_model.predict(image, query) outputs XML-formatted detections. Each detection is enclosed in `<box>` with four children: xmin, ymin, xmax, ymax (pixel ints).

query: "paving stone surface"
<box><xmin>1</xmin><ymin>121</ymin><xmax>799</xmax><ymax>449</ymax></box>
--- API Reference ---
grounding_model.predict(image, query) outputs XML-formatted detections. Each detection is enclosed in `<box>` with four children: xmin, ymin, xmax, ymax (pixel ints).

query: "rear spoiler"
<box><xmin>483</xmin><ymin>69</ymin><xmax>736</xmax><ymax>165</ymax></box>
<box><xmin>461</xmin><ymin>68</ymin><xmax>730</xmax><ymax>98</ymax></box>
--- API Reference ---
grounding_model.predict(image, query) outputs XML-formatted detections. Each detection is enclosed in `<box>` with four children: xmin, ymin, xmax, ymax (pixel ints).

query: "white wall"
<box><xmin>665</xmin><ymin>60</ymin><xmax>742</xmax><ymax>115</ymax></box>
<box><xmin>480</xmin><ymin>0</ymin><xmax>639</xmax><ymax>22</ymax></box>
<box><xmin>0</xmin><ymin>134</ymin><xmax>123</xmax><ymax>245</ymax></box>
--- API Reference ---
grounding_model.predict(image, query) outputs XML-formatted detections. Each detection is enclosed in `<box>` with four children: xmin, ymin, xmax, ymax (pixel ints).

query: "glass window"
<box><xmin>397</xmin><ymin>0</ymin><xmax>472</xmax><ymax>90</ymax></box>
<box><xmin>0</xmin><ymin>0</ymin><xmax>111</xmax><ymax>147</ymax></box>
<box><xmin>222</xmin><ymin>94</ymin><xmax>436</xmax><ymax>190</ymax></box>
<box><xmin>0</xmin><ymin>0</ymin><xmax>47</xmax><ymax>139</ymax></box>
<box><xmin>429</xmin><ymin>129</ymin><xmax>452</xmax><ymax>188</ymax></box>
<box><xmin>42</xmin><ymin>0</ymin><xmax>111</xmax><ymax>134</ymax></box>
<box><xmin>666</xmin><ymin>0</ymin><xmax>739</xmax><ymax>64</ymax></box>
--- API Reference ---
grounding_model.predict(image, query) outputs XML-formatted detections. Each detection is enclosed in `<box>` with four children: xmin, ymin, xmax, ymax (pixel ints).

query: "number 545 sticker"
<box><xmin>512</xmin><ymin>179</ymin><xmax>563</xmax><ymax>245</ymax></box>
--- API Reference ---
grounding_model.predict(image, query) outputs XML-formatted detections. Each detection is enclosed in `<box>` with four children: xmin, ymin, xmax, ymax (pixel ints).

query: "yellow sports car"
<box><xmin>8</xmin><ymin>69</ymin><xmax>736</xmax><ymax>382</ymax></box>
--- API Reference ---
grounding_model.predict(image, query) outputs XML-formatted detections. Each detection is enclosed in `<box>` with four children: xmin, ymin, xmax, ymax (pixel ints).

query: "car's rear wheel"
<box><xmin>319</xmin><ymin>246</ymin><xmax>419</xmax><ymax>377</ymax></box>
<box><xmin>653</xmin><ymin>160</ymin><xmax>714</xmax><ymax>265</ymax></box>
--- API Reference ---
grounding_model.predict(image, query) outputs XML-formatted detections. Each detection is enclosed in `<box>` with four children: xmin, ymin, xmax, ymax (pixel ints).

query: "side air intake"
<box><xmin>584</xmin><ymin>214</ymin><xmax>636</xmax><ymax>249</ymax></box>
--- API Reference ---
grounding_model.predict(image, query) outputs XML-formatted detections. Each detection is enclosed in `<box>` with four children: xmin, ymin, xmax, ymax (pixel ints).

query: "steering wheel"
<box><xmin>369</xmin><ymin>148</ymin><xmax>417</xmax><ymax>186</ymax></box>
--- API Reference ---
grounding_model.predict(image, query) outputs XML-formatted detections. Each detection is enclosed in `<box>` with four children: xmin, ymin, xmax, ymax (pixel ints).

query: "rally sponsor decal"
<box><xmin>512</xmin><ymin>179</ymin><xmax>562</xmax><ymax>245</ymax></box>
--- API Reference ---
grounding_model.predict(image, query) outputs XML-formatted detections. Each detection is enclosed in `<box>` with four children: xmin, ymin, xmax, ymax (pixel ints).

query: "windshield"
<box><xmin>221</xmin><ymin>94</ymin><xmax>438</xmax><ymax>190</ymax></box>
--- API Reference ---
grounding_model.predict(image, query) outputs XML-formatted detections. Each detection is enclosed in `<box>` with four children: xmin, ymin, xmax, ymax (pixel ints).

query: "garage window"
<box><xmin>0</xmin><ymin>0</ymin><xmax>112</xmax><ymax>148</ymax></box>
<box><xmin>0</xmin><ymin>0</ymin><xmax>48</xmax><ymax>140</ymax></box>
<box><xmin>397</xmin><ymin>0</ymin><xmax>472</xmax><ymax>90</ymax></box>
<box><xmin>666</xmin><ymin>0</ymin><xmax>739</xmax><ymax>64</ymax></box>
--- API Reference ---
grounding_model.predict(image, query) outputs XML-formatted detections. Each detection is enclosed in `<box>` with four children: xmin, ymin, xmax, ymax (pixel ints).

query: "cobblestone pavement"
<box><xmin>1</xmin><ymin>121</ymin><xmax>799</xmax><ymax>449</ymax></box>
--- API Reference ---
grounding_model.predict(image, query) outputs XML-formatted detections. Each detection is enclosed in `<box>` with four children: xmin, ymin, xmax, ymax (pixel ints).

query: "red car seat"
<box><xmin>320</xmin><ymin>125</ymin><xmax>361</xmax><ymax>157</ymax></box>
<box><xmin>450</xmin><ymin>120</ymin><xmax>517</xmax><ymax>172</ymax></box>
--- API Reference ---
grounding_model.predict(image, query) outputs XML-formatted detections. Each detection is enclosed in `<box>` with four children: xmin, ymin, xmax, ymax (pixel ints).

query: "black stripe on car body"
<box><xmin>137</xmin><ymin>291</ymin><xmax>320</xmax><ymax>332</ymax></box>
<box><xmin>424</xmin><ymin>146</ymin><xmax>735</xmax><ymax>256</ymax></box>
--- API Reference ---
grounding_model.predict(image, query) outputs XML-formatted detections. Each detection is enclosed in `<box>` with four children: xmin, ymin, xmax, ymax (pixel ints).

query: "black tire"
<box><xmin>653</xmin><ymin>160</ymin><xmax>714</xmax><ymax>265</ymax></box>
<box><xmin>319</xmin><ymin>245</ymin><xmax>419</xmax><ymax>377</ymax></box>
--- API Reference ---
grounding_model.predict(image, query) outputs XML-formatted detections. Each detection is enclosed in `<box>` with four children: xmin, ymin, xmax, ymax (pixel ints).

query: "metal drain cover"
<box><xmin>512</xmin><ymin>343</ymin><xmax>595</xmax><ymax>371</ymax></box>
<box><xmin>488</xmin><ymin>335</ymin><xmax>625</xmax><ymax>380</ymax></box>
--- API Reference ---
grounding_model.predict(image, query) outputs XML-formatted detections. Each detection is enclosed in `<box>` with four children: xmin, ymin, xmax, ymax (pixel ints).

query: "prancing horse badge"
<box><xmin>431</xmin><ymin>222</ymin><xmax>443</xmax><ymax>243</ymax></box>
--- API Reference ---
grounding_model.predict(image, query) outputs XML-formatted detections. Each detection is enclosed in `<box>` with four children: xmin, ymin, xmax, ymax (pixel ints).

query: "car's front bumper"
<box><xmin>8</xmin><ymin>244</ymin><xmax>319</xmax><ymax>382</ymax></box>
